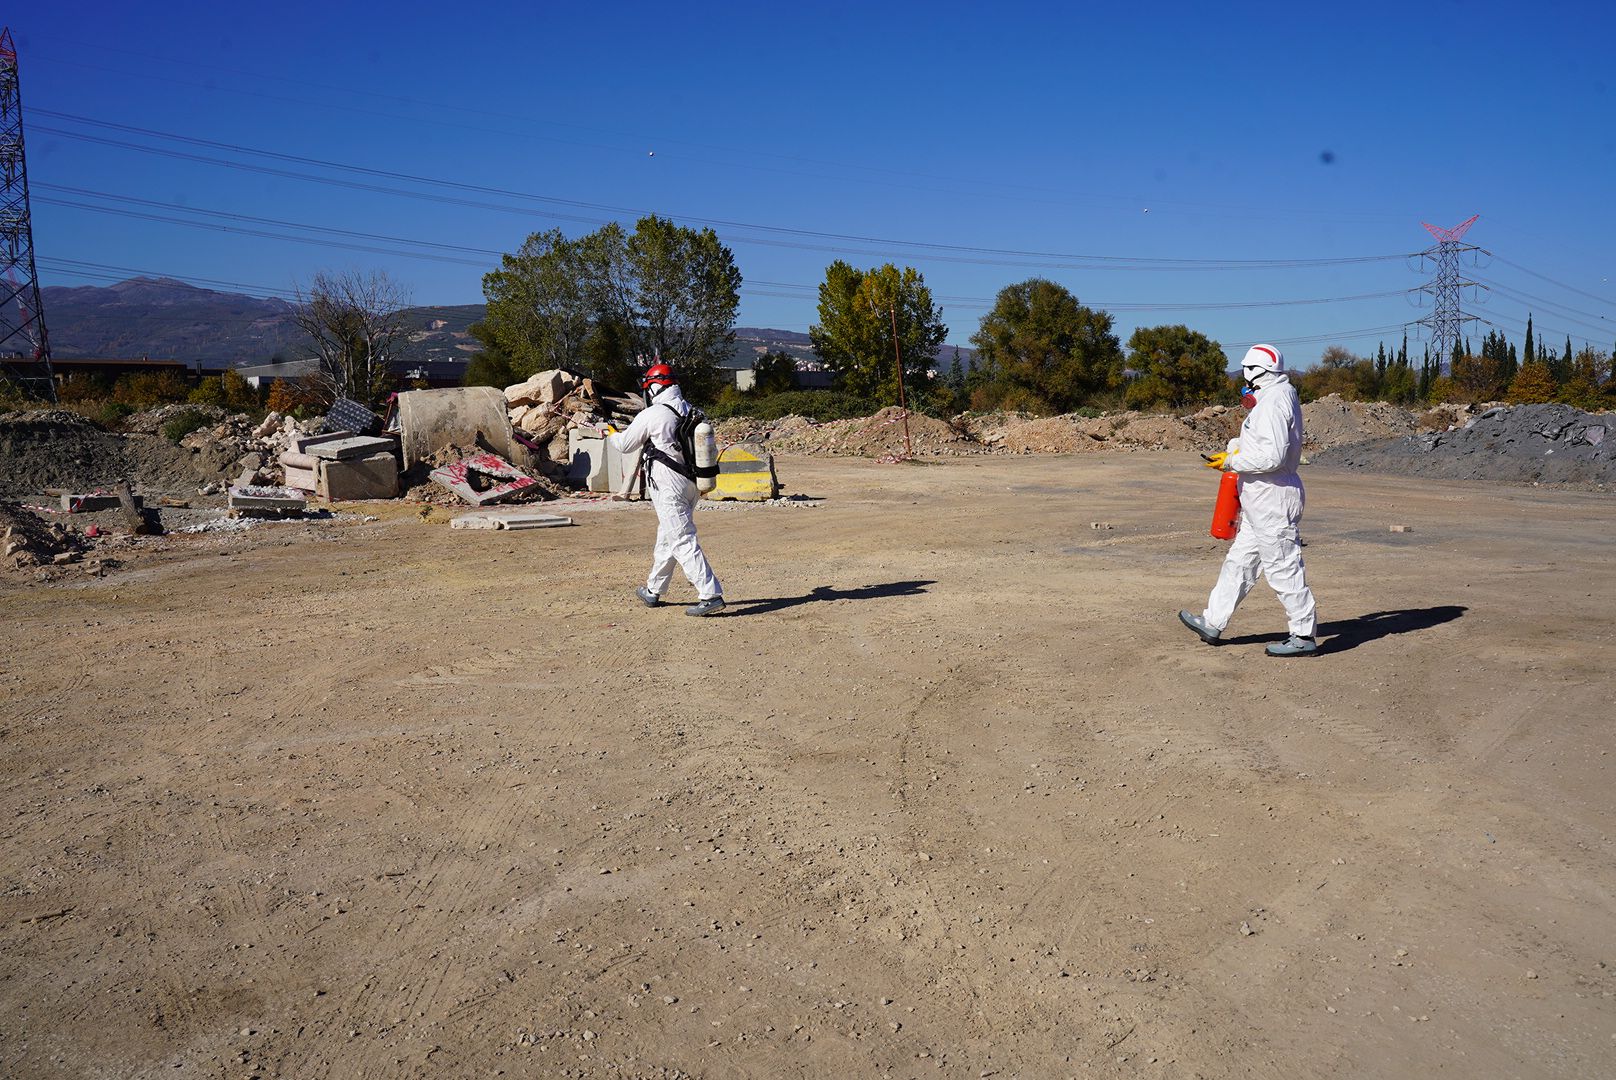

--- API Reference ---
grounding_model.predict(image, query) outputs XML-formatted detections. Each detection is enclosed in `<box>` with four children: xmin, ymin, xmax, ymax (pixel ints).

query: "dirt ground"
<box><xmin>2</xmin><ymin>454</ymin><xmax>1612</xmax><ymax>1080</ymax></box>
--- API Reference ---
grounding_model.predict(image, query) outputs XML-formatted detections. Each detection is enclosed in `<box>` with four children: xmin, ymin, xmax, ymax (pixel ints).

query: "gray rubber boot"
<box><xmin>1178</xmin><ymin>610</ymin><xmax>1221</xmax><ymax>645</ymax></box>
<box><xmin>1265</xmin><ymin>635</ymin><xmax>1319</xmax><ymax>657</ymax></box>
<box><xmin>635</xmin><ymin>586</ymin><xmax>661</xmax><ymax>608</ymax></box>
<box><xmin>685</xmin><ymin>597</ymin><xmax>726</xmax><ymax>617</ymax></box>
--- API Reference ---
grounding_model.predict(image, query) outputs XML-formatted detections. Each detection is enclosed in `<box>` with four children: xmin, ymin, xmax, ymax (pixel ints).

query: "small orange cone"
<box><xmin>1210</xmin><ymin>470</ymin><xmax>1240</xmax><ymax>540</ymax></box>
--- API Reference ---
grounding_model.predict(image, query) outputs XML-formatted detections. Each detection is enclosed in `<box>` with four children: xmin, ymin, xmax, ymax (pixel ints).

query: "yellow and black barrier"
<box><xmin>707</xmin><ymin>441</ymin><xmax>779</xmax><ymax>501</ymax></box>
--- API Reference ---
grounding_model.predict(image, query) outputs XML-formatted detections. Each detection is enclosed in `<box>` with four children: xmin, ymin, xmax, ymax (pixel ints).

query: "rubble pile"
<box><xmin>1316</xmin><ymin>403</ymin><xmax>1616</xmax><ymax>487</ymax></box>
<box><xmin>0</xmin><ymin>500</ymin><xmax>82</xmax><ymax>568</ymax></box>
<box><xmin>751</xmin><ymin>407</ymin><xmax>978</xmax><ymax>457</ymax></box>
<box><xmin>1301</xmin><ymin>394</ymin><xmax>1419</xmax><ymax>450</ymax></box>
<box><xmin>503</xmin><ymin>370</ymin><xmax>636</xmax><ymax>476</ymax></box>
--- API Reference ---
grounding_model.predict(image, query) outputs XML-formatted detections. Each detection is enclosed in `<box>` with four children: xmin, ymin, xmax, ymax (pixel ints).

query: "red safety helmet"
<box><xmin>641</xmin><ymin>362</ymin><xmax>676</xmax><ymax>391</ymax></box>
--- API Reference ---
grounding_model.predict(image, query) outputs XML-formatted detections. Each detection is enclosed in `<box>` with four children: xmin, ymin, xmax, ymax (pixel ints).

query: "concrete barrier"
<box><xmin>709</xmin><ymin>441</ymin><xmax>779</xmax><ymax>501</ymax></box>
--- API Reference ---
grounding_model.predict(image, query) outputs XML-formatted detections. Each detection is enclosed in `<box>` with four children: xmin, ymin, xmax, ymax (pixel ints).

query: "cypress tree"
<box><xmin>1524</xmin><ymin>316</ymin><xmax>1534</xmax><ymax>364</ymax></box>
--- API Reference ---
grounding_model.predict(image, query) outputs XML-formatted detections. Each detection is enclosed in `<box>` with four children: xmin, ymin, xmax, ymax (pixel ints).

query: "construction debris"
<box><xmin>397</xmin><ymin>387</ymin><xmax>519</xmax><ymax>471</ymax></box>
<box><xmin>227</xmin><ymin>484</ymin><xmax>308</xmax><ymax>518</ymax></box>
<box><xmin>429</xmin><ymin>452</ymin><xmax>542</xmax><ymax>506</ymax></box>
<box><xmin>449</xmin><ymin>508</ymin><xmax>574</xmax><ymax>530</ymax></box>
<box><xmin>59</xmin><ymin>492</ymin><xmax>140</xmax><ymax>514</ymax></box>
<box><xmin>1</xmin><ymin>501</ymin><xmax>80</xmax><ymax>568</ymax></box>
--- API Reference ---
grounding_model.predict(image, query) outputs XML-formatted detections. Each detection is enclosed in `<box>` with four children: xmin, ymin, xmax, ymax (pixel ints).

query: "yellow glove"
<box><xmin>1204</xmin><ymin>451</ymin><xmax>1235</xmax><ymax>470</ymax></box>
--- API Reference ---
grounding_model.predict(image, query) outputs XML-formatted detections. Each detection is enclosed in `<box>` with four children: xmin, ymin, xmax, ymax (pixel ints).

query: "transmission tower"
<box><xmin>0</xmin><ymin>27</ymin><xmax>54</xmax><ymax>401</ymax></box>
<box><xmin>1414</xmin><ymin>215</ymin><xmax>1481</xmax><ymax>370</ymax></box>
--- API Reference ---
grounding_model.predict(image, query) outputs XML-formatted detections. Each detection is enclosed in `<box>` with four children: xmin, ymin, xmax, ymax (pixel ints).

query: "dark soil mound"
<box><xmin>1316</xmin><ymin>403</ymin><xmax>1616</xmax><ymax>488</ymax></box>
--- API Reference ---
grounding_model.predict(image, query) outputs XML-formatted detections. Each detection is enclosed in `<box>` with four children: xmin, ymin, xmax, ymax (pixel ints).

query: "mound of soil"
<box><xmin>1302</xmin><ymin>394</ymin><xmax>1419</xmax><ymax>450</ymax></box>
<box><xmin>1316</xmin><ymin>403</ymin><xmax>1616</xmax><ymax>487</ymax></box>
<box><xmin>0</xmin><ymin>410</ymin><xmax>227</xmax><ymax>498</ymax></box>
<box><xmin>763</xmin><ymin>407</ymin><xmax>978</xmax><ymax>457</ymax></box>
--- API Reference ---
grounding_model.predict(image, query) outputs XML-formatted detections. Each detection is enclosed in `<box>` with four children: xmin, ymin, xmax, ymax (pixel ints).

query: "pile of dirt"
<box><xmin>0</xmin><ymin>408</ymin><xmax>309</xmax><ymax>499</ymax></box>
<box><xmin>761</xmin><ymin>407</ymin><xmax>979</xmax><ymax>457</ymax></box>
<box><xmin>1302</xmin><ymin>394</ymin><xmax>1420</xmax><ymax>450</ymax></box>
<box><xmin>1109</xmin><ymin>413</ymin><xmax>1212</xmax><ymax>451</ymax></box>
<box><xmin>0</xmin><ymin>410</ymin><xmax>205</xmax><ymax>498</ymax></box>
<box><xmin>1317</xmin><ymin>402</ymin><xmax>1616</xmax><ymax>487</ymax></box>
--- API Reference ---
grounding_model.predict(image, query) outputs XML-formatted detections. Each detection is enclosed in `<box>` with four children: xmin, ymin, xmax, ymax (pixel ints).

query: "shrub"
<box><xmin>705</xmin><ymin>389</ymin><xmax>882</xmax><ymax>423</ymax></box>
<box><xmin>188</xmin><ymin>370</ymin><xmax>262</xmax><ymax>414</ymax></box>
<box><xmin>96</xmin><ymin>401</ymin><xmax>136</xmax><ymax>429</ymax></box>
<box><xmin>161</xmin><ymin>408</ymin><xmax>214</xmax><ymax>443</ymax></box>
<box><xmin>113</xmin><ymin>370</ymin><xmax>192</xmax><ymax>408</ymax></box>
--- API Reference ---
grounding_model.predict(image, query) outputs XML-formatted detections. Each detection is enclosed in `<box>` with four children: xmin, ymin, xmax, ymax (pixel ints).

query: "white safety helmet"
<box><xmin>1241</xmin><ymin>344</ymin><xmax>1284</xmax><ymax>375</ymax></box>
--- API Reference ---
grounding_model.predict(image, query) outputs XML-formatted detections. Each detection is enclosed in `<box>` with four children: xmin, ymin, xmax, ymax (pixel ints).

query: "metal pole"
<box><xmin>888</xmin><ymin>300</ymin><xmax>912</xmax><ymax>458</ymax></box>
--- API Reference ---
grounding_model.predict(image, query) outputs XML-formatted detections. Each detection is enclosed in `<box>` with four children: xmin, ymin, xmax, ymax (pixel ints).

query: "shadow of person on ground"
<box><xmin>1221</xmin><ymin>605</ymin><xmax>1468</xmax><ymax>653</ymax></box>
<box><xmin>724</xmin><ymin>580</ymin><xmax>935</xmax><ymax>617</ymax></box>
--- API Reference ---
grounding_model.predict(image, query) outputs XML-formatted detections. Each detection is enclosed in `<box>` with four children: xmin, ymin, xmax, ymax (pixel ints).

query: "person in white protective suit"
<box><xmin>1178</xmin><ymin>344</ymin><xmax>1319</xmax><ymax>656</ymax></box>
<box><xmin>603</xmin><ymin>363</ymin><xmax>725</xmax><ymax>617</ymax></box>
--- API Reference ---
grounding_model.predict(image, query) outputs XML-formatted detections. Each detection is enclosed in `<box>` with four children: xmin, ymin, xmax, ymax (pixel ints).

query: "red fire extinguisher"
<box><xmin>1209</xmin><ymin>470</ymin><xmax>1240</xmax><ymax>540</ymax></box>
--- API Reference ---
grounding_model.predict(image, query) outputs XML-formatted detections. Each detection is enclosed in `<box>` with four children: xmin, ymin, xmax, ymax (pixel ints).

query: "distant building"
<box><xmin>427</xmin><ymin>319</ymin><xmax>448</xmax><ymax>331</ymax></box>
<box><xmin>52</xmin><ymin>356</ymin><xmax>191</xmax><ymax>382</ymax></box>
<box><xmin>237</xmin><ymin>358</ymin><xmax>319</xmax><ymax>389</ymax></box>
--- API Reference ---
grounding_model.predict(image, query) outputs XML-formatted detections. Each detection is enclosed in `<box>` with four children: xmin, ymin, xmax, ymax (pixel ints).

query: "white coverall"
<box><xmin>607</xmin><ymin>385</ymin><xmax>723</xmax><ymax>602</ymax></box>
<box><xmin>1202</xmin><ymin>372</ymin><xmax>1317</xmax><ymax>637</ymax></box>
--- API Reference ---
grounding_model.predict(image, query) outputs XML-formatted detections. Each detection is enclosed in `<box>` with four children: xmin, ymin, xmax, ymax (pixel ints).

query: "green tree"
<box><xmin>750</xmin><ymin>351</ymin><xmax>799</xmax><ymax>395</ymax></box>
<box><xmin>967</xmin><ymin>279</ymin><xmax>1121</xmax><ymax>413</ymax></box>
<box><xmin>478</xmin><ymin>217</ymin><xmax>741</xmax><ymax>401</ymax></box>
<box><xmin>1122</xmin><ymin>324</ymin><xmax>1228</xmax><ymax>410</ymax></box>
<box><xmin>1300</xmin><ymin>345</ymin><xmax>1374</xmax><ymax>400</ymax></box>
<box><xmin>1450</xmin><ymin>351</ymin><xmax>1505</xmax><ymax>403</ymax></box>
<box><xmin>462</xmin><ymin>333</ymin><xmax>517</xmax><ymax>388</ymax></box>
<box><xmin>1507</xmin><ymin>362</ymin><xmax>1557</xmax><ymax>404</ymax></box>
<box><xmin>477</xmin><ymin>229</ymin><xmax>596</xmax><ymax>379</ymax></box>
<box><xmin>188</xmin><ymin>369</ymin><xmax>262</xmax><ymax>413</ymax></box>
<box><xmin>809</xmin><ymin>261</ymin><xmax>946</xmax><ymax>402</ymax></box>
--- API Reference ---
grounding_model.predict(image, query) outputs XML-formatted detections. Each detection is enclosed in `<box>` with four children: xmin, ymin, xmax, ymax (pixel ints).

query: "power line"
<box><xmin>29</xmin><ymin>42</ymin><xmax>1415</xmax><ymax>224</ymax></box>
<box><xmin>37</xmin><ymin>110</ymin><xmax>1415</xmax><ymax>271</ymax></box>
<box><xmin>1487</xmin><ymin>254</ymin><xmax>1616</xmax><ymax>312</ymax></box>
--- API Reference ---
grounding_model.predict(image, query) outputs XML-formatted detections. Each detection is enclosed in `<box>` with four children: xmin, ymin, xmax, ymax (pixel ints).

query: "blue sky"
<box><xmin>19</xmin><ymin>0</ymin><xmax>1616</xmax><ymax>367</ymax></box>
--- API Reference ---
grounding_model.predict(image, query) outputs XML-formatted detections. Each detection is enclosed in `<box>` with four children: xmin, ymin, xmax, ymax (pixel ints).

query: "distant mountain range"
<box><xmin>39</xmin><ymin>277</ymin><xmax>977</xmax><ymax>372</ymax></box>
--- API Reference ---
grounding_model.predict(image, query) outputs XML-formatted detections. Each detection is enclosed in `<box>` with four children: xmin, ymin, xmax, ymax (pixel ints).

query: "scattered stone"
<box><xmin>1389</xmin><ymin>524</ymin><xmax>1413</xmax><ymax>533</ymax></box>
<box><xmin>1239</xmin><ymin>921</ymin><xmax>1255</xmax><ymax>936</ymax></box>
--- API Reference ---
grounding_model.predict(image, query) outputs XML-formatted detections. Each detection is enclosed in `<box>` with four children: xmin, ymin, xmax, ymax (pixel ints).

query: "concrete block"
<box><xmin>567</xmin><ymin>432</ymin><xmax>614</xmax><ymax>492</ymax></box>
<box><xmin>60</xmin><ymin>493</ymin><xmax>141</xmax><ymax>513</ymax></box>
<box><xmin>291</xmin><ymin>429</ymin><xmax>356</xmax><ymax>455</ymax></box>
<box><xmin>708</xmin><ymin>442</ymin><xmax>779</xmax><ymax>501</ymax></box>
<box><xmin>450</xmin><ymin>509</ymin><xmax>573</xmax><ymax>530</ymax></box>
<box><xmin>428</xmin><ymin>453</ymin><xmax>540</xmax><ymax>506</ymax></box>
<box><xmin>505</xmin><ymin>370</ymin><xmax>569</xmax><ymax>407</ymax></box>
<box><xmin>227</xmin><ymin>485</ymin><xmax>306</xmax><ymax>517</ymax></box>
<box><xmin>319</xmin><ymin>452</ymin><xmax>400</xmax><ymax>501</ymax></box>
<box><xmin>306</xmin><ymin>435</ymin><xmax>397</xmax><ymax>461</ymax></box>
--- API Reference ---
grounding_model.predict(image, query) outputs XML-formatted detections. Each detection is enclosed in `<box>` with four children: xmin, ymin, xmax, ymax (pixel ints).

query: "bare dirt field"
<box><xmin>2</xmin><ymin>454</ymin><xmax>1612</xmax><ymax>1080</ymax></box>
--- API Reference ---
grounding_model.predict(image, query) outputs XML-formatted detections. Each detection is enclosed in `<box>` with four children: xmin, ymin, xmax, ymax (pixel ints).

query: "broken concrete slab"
<box><xmin>227</xmin><ymin>485</ymin><xmax>308</xmax><ymax>518</ymax></box>
<box><xmin>59</xmin><ymin>492</ymin><xmax>143</xmax><ymax>513</ymax></box>
<box><xmin>449</xmin><ymin>508</ymin><xmax>574</xmax><ymax>530</ymax></box>
<box><xmin>306</xmin><ymin>435</ymin><xmax>397</xmax><ymax>462</ymax></box>
<box><xmin>428</xmin><ymin>452</ymin><xmax>541</xmax><ymax>506</ymax></box>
